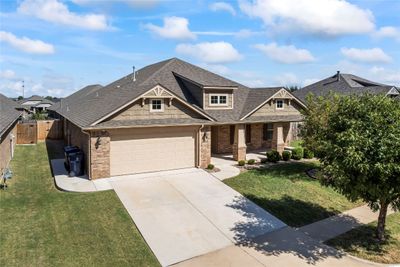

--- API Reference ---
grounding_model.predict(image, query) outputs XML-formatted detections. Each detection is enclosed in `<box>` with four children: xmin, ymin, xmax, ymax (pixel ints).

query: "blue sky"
<box><xmin>0</xmin><ymin>0</ymin><xmax>399</xmax><ymax>97</ymax></box>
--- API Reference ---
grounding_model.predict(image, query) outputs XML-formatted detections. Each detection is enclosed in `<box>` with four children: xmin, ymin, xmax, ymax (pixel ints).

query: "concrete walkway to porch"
<box><xmin>210</xmin><ymin>155</ymin><xmax>241</xmax><ymax>180</ymax></box>
<box><xmin>210</xmin><ymin>150</ymin><xmax>268</xmax><ymax>181</ymax></box>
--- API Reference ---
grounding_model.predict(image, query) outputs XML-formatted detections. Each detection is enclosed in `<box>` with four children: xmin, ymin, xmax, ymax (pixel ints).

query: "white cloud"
<box><xmin>0</xmin><ymin>81</ymin><xmax>24</xmax><ymax>95</ymax></box>
<box><xmin>0</xmin><ymin>69</ymin><xmax>16</xmax><ymax>79</ymax></box>
<box><xmin>18</xmin><ymin>0</ymin><xmax>110</xmax><ymax>31</ymax></box>
<box><xmin>369</xmin><ymin>66</ymin><xmax>400</xmax><ymax>85</ymax></box>
<box><xmin>341</xmin><ymin>47</ymin><xmax>391</xmax><ymax>63</ymax></box>
<box><xmin>254</xmin><ymin>43</ymin><xmax>315</xmax><ymax>64</ymax></box>
<box><xmin>240</xmin><ymin>0</ymin><xmax>375</xmax><ymax>36</ymax></box>
<box><xmin>210</xmin><ymin>2</ymin><xmax>236</xmax><ymax>16</ymax></box>
<box><xmin>0</xmin><ymin>31</ymin><xmax>55</xmax><ymax>54</ymax></box>
<box><xmin>275</xmin><ymin>73</ymin><xmax>300</xmax><ymax>86</ymax></box>
<box><xmin>194</xmin><ymin>29</ymin><xmax>262</xmax><ymax>38</ymax></box>
<box><xmin>302</xmin><ymin>78</ymin><xmax>320</xmax><ymax>87</ymax></box>
<box><xmin>373</xmin><ymin>26</ymin><xmax>400</xmax><ymax>42</ymax></box>
<box><xmin>176</xmin><ymin>41</ymin><xmax>242</xmax><ymax>64</ymax></box>
<box><xmin>72</xmin><ymin>0</ymin><xmax>159</xmax><ymax>9</ymax></box>
<box><xmin>144</xmin><ymin>16</ymin><xmax>196</xmax><ymax>40</ymax></box>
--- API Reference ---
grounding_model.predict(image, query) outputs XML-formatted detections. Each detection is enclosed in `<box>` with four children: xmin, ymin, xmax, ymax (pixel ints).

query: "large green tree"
<box><xmin>302</xmin><ymin>93</ymin><xmax>400</xmax><ymax>241</ymax></box>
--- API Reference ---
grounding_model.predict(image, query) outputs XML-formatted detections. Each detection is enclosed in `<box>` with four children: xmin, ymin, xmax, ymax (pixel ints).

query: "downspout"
<box><xmin>197</xmin><ymin>125</ymin><xmax>204</xmax><ymax>168</ymax></box>
<box><xmin>81</xmin><ymin>129</ymin><xmax>91</xmax><ymax>180</ymax></box>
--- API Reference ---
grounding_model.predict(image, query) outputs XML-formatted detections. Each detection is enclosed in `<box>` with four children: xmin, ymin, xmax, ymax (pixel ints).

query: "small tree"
<box><xmin>302</xmin><ymin>93</ymin><xmax>400</xmax><ymax>241</ymax></box>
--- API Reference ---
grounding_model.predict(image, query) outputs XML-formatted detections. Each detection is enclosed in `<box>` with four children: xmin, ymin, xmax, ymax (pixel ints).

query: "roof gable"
<box><xmin>241</xmin><ymin>88</ymin><xmax>306</xmax><ymax>120</ymax></box>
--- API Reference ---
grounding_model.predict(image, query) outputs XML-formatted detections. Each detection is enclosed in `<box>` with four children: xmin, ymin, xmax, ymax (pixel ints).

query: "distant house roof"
<box><xmin>294</xmin><ymin>72</ymin><xmax>399</xmax><ymax>103</ymax></box>
<box><xmin>19</xmin><ymin>95</ymin><xmax>55</xmax><ymax>107</ymax></box>
<box><xmin>0</xmin><ymin>94</ymin><xmax>22</xmax><ymax>139</ymax></box>
<box><xmin>49</xmin><ymin>58</ymin><xmax>306</xmax><ymax>128</ymax></box>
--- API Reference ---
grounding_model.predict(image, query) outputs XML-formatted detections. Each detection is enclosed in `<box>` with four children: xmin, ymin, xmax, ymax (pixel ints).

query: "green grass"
<box><xmin>224</xmin><ymin>162</ymin><xmax>362</xmax><ymax>227</ymax></box>
<box><xmin>0</xmin><ymin>142</ymin><xmax>159</xmax><ymax>267</ymax></box>
<box><xmin>326</xmin><ymin>213</ymin><xmax>400</xmax><ymax>264</ymax></box>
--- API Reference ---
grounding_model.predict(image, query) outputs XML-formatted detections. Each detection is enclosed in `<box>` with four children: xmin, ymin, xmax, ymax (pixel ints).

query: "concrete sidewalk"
<box><xmin>299</xmin><ymin>204</ymin><xmax>397</xmax><ymax>242</ymax></box>
<box><xmin>51</xmin><ymin>159</ymin><xmax>113</xmax><ymax>192</ymax></box>
<box><xmin>174</xmin><ymin>227</ymin><xmax>384</xmax><ymax>267</ymax></box>
<box><xmin>174</xmin><ymin>205</ymin><xmax>397</xmax><ymax>267</ymax></box>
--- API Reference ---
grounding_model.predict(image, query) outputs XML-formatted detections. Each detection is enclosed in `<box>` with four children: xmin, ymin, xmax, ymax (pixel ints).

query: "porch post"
<box><xmin>233</xmin><ymin>124</ymin><xmax>246</xmax><ymax>161</ymax></box>
<box><xmin>273</xmin><ymin>122</ymin><xmax>290</xmax><ymax>153</ymax></box>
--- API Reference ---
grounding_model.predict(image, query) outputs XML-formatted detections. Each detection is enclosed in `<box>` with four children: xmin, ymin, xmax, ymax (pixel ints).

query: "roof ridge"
<box><xmin>138</xmin><ymin>58</ymin><xmax>177</xmax><ymax>86</ymax></box>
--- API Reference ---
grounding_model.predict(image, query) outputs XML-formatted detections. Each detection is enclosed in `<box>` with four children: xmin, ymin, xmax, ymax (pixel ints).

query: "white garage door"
<box><xmin>110</xmin><ymin>126</ymin><xmax>197</xmax><ymax>176</ymax></box>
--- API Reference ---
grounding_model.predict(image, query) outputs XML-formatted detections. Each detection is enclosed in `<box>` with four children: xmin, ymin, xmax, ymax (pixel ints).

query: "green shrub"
<box><xmin>247</xmin><ymin>159</ymin><xmax>256</xmax><ymax>165</ymax></box>
<box><xmin>282</xmin><ymin>151</ymin><xmax>291</xmax><ymax>161</ymax></box>
<box><xmin>303</xmin><ymin>148</ymin><xmax>314</xmax><ymax>159</ymax></box>
<box><xmin>207</xmin><ymin>164</ymin><xmax>214</xmax><ymax>170</ymax></box>
<box><xmin>238</xmin><ymin>160</ymin><xmax>246</xmax><ymax>166</ymax></box>
<box><xmin>266</xmin><ymin>150</ymin><xmax>281</xmax><ymax>163</ymax></box>
<box><xmin>260</xmin><ymin>158</ymin><xmax>268</xmax><ymax>164</ymax></box>
<box><xmin>292</xmin><ymin>147</ymin><xmax>304</xmax><ymax>160</ymax></box>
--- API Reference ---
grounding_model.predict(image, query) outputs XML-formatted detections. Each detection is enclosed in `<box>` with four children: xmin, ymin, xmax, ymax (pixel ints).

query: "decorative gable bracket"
<box><xmin>141</xmin><ymin>85</ymin><xmax>174</xmax><ymax>107</ymax></box>
<box><xmin>271</xmin><ymin>89</ymin><xmax>295</xmax><ymax>100</ymax></box>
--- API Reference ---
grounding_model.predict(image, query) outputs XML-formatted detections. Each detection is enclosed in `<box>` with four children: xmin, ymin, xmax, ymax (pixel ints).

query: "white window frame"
<box><xmin>276</xmin><ymin>99</ymin><xmax>284</xmax><ymax>109</ymax></box>
<box><xmin>150</xmin><ymin>99</ymin><xmax>164</xmax><ymax>112</ymax></box>
<box><xmin>209</xmin><ymin>94</ymin><xmax>229</xmax><ymax>106</ymax></box>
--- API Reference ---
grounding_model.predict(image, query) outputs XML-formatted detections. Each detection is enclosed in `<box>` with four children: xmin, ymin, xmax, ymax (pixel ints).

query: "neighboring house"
<box><xmin>49</xmin><ymin>58</ymin><xmax>306</xmax><ymax>179</ymax></box>
<box><xmin>294</xmin><ymin>71</ymin><xmax>399</xmax><ymax>103</ymax></box>
<box><xmin>19</xmin><ymin>95</ymin><xmax>54</xmax><ymax>113</ymax></box>
<box><xmin>0</xmin><ymin>94</ymin><xmax>22</xmax><ymax>176</ymax></box>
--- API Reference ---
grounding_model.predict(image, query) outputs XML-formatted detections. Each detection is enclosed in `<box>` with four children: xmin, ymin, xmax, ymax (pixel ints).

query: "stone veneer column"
<box><xmin>233</xmin><ymin>124</ymin><xmax>246</xmax><ymax>161</ymax></box>
<box><xmin>199</xmin><ymin>126</ymin><xmax>211</xmax><ymax>168</ymax></box>
<box><xmin>90</xmin><ymin>130</ymin><xmax>110</xmax><ymax>179</ymax></box>
<box><xmin>273</xmin><ymin>122</ymin><xmax>291</xmax><ymax>153</ymax></box>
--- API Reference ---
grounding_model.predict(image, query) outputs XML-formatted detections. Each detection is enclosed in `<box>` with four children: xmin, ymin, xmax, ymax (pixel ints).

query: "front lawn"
<box><xmin>0</xmin><ymin>142</ymin><xmax>159</xmax><ymax>267</ymax></box>
<box><xmin>224</xmin><ymin>162</ymin><xmax>362</xmax><ymax>227</ymax></box>
<box><xmin>326</xmin><ymin>213</ymin><xmax>400</xmax><ymax>264</ymax></box>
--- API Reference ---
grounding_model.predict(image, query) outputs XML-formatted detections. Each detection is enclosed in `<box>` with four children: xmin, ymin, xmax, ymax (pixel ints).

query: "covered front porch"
<box><xmin>211</xmin><ymin>121</ymin><xmax>300</xmax><ymax>161</ymax></box>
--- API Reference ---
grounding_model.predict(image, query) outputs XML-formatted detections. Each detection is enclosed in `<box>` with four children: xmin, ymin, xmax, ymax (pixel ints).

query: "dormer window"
<box><xmin>209</xmin><ymin>94</ymin><xmax>228</xmax><ymax>106</ymax></box>
<box><xmin>276</xmin><ymin>100</ymin><xmax>284</xmax><ymax>109</ymax></box>
<box><xmin>150</xmin><ymin>99</ymin><xmax>164</xmax><ymax>112</ymax></box>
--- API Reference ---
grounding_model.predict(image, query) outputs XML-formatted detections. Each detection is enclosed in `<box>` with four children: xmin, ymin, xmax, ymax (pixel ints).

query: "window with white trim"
<box><xmin>209</xmin><ymin>94</ymin><xmax>228</xmax><ymax>106</ymax></box>
<box><xmin>276</xmin><ymin>100</ymin><xmax>284</xmax><ymax>109</ymax></box>
<box><xmin>150</xmin><ymin>99</ymin><xmax>164</xmax><ymax>112</ymax></box>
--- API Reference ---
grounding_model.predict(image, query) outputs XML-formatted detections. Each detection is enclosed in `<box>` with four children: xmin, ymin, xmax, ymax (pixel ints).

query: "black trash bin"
<box><xmin>68</xmin><ymin>151</ymin><xmax>84</xmax><ymax>177</ymax></box>
<box><xmin>63</xmin><ymin>146</ymin><xmax>80</xmax><ymax>171</ymax></box>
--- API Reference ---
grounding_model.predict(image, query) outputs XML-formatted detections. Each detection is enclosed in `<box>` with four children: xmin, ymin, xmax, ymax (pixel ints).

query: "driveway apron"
<box><xmin>111</xmin><ymin>168</ymin><xmax>285</xmax><ymax>267</ymax></box>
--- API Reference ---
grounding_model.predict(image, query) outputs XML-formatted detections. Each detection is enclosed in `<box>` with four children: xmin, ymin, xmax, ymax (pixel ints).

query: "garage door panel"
<box><xmin>110</xmin><ymin>127</ymin><xmax>196</xmax><ymax>176</ymax></box>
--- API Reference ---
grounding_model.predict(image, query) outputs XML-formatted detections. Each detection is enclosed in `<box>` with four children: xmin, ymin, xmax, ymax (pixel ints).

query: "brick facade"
<box><xmin>0</xmin><ymin>123</ymin><xmax>17</xmax><ymax>176</ymax></box>
<box><xmin>90</xmin><ymin>130</ymin><xmax>110</xmax><ymax>179</ymax></box>
<box><xmin>199</xmin><ymin>126</ymin><xmax>211</xmax><ymax>168</ymax></box>
<box><xmin>211</xmin><ymin>125</ymin><xmax>233</xmax><ymax>154</ymax></box>
<box><xmin>64</xmin><ymin>120</ymin><xmax>90</xmax><ymax>176</ymax></box>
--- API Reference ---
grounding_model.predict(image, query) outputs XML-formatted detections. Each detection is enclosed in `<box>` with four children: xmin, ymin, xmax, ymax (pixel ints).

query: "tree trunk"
<box><xmin>376</xmin><ymin>201</ymin><xmax>388</xmax><ymax>241</ymax></box>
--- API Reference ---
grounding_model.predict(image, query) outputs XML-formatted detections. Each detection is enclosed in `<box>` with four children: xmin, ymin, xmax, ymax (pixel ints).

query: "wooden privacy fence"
<box><xmin>17</xmin><ymin>122</ymin><xmax>37</xmax><ymax>144</ymax></box>
<box><xmin>17</xmin><ymin>120</ymin><xmax>63</xmax><ymax>144</ymax></box>
<box><xmin>37</xmin><ymin>120</ymin><xmax>63</xmax><ymax>141</ymax></box>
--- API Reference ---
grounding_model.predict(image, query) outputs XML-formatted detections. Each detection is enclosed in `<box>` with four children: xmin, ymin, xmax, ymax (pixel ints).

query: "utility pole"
<box><xmin>22</xmin><ymin>80</ymin><xmax>25</xmax><ymax>99</ymax></box>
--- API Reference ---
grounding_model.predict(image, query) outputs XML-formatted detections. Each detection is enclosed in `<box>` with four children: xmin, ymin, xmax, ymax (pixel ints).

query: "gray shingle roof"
<box><xmin>52</xmin><ymin>58</ymin><xmax>300</xmax><ymax>128</ymax></box>
<box><xmin>240</xmin><ymin>87</ymin><xmax>283</xmax><ymax>118</ymax></box>
<box><xmin>243</xmin><ymin>114</ymin><xmax>303</xmax><ymax>123</ymax></box>
<box><xmin>294</xmin><ymin>72</ymin><xmax>398</xmax><ymax>103</ymax></box>
<box><xmin>0</xmin><ymin>94</ymin><xmax>22</xmax><ymax>138</ymax></box>
<box><xmin>91</xmin><ymin>118</ymin><xmax>212</xmax><ymax>129</ymax></box>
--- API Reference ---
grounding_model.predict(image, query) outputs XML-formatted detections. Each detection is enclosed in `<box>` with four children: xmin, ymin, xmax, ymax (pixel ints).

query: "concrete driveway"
<box><xmin>111</xmin><ymin>168</ymin><xmax>285</xmax><ymax>267</ymax></box>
